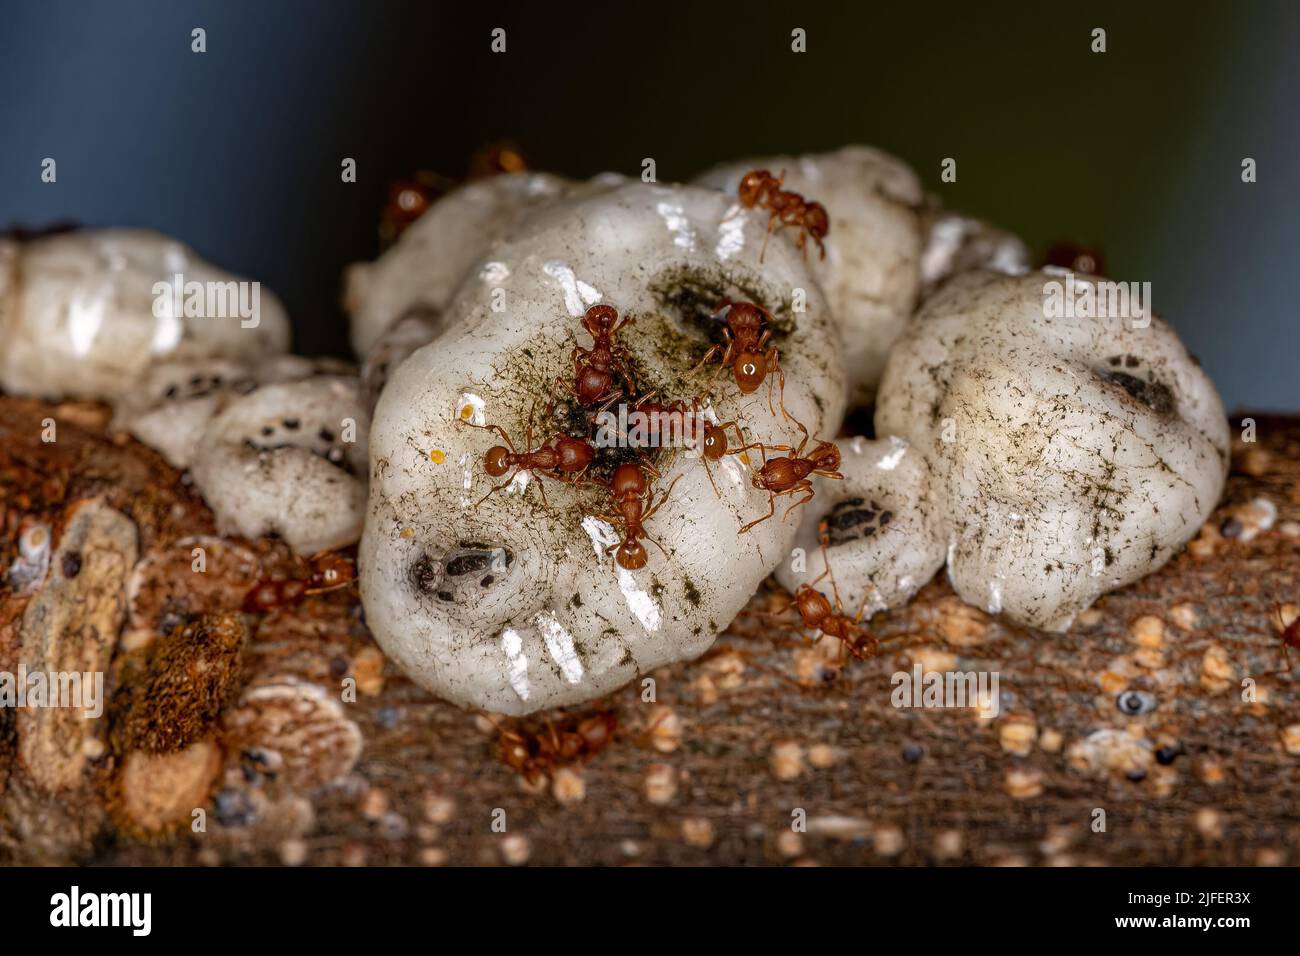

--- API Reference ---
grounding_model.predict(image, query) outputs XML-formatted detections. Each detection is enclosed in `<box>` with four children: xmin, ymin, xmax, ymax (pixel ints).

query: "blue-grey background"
<box><xmin>2</xmin><ymin>0</ymin><xmax>1296</xmax><ymax>411</ymax></box>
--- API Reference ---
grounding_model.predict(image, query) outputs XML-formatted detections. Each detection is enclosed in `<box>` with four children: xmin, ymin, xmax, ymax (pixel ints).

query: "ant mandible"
<box><xmin>733</xmin><ymin>415</ymin><xmax>842</xmax><ymax>534</ymax></box>
<box><xmin>463</xmin><ymin>402</ymin><xmax>595</xmax><ymax>508</ymax></box>
<box><xmin>694</xmin><ymin>300</ymin><xmax>790</xmax><ymax>419</ymax></box>
<box><xmin>563</xmin><ymin>304</ymin><xmax>639</xmax><ymax>410</ymax></box>
<box><xmin>737</xmin><ymin>168</ymin><xmax>829</xmax><ymax>262</ymax></box>
<box><xmin>593</xmin><ymin>461</ymin><xmax>681</xmax><ymax>570</ymax></box>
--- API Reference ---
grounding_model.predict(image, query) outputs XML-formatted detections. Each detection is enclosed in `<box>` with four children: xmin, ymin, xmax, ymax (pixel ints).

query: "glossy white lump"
<box><xmin>775</xmin><ymin>436</ymin><xmax>945</xmax><ymax>621</ymax></box>
<box><xmin>0</xmin><ymin>229</ymin><xmax>289</xmax><ymax>401</ymax></box>
<box><xmin>875</xmin><ymin>270</ymin><xmax>1230</xmax><ymax>630</ymax></box>
<box><xmin>360</xmin><ymin>181</ymin><xmax>846</xmax><ymax>714</ymax></box>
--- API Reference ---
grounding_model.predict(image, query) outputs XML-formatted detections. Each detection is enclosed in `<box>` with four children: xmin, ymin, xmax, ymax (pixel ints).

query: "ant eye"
<box><xmin>1116</xmin><ymin>689</ymin><xmax>1156</xmax><ymax>715</ymax></box>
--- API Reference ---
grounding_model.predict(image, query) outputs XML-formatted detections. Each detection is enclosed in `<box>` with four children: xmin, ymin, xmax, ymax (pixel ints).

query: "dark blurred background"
<box><xmin>2</xmin><ymin>0</ymin><xmax>1296</xmax><ymax>410</ymax></box>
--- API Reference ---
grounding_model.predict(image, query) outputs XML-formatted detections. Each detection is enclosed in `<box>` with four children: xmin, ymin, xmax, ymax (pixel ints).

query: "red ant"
<box><xmin>1264</xmin><ymin>603</ymin><xmax>1300</xmax><ymax>676</ymax></box>
<box><xmin>243</xmin><ymin>551</ymin><xmax>357</xmax><ymax>612</ymax></box>
<box><xmin>616</xmin><ymin>393</ymin><xmax>743</xmax><ymax>498</ymax></box>
<box><xmin>694</xmin><ymin>300</ymin><xmax>789</xmax><ymax>418</ymax></box>
<box><xmin>466</xmin><ymin>140</ymin><xmax>527</xmax><ymax>180</ymax></box>
<box><xmin>790</xmin><ymin>536</ymin><xmax>884</xmax><ymax>662</ymax></box>
<box><xmin>736</xmin><ymin>168</ymin><xmax>829</xmax><ymax>261</ymax></box>
<box><xmin>494</xmin><ymin>711</ymin><xmax>617</xmax><ymax>786</ymax></box>
<box><xmin>594</xmin><ymin>461</ymin><xmax>681</xmax><ymax>570</ymax></box>
<box><xmin>563</xmin><ymin>304</ymin><xmax>639</xmax><ymax>409</ymax></box>
<box><xmin>618</xmin><ymin>392</ymin><xmax>693</xmax><ymax>451</ymax></box>
<box><xmin>464</xmin><ymin>403</ymin><xmax>595</xmax><ymax>508</ymax></box>
<box><xmin>733</xmin><ymin>415</ymin><xmax>841</xmax><ymax>534</ymax></box>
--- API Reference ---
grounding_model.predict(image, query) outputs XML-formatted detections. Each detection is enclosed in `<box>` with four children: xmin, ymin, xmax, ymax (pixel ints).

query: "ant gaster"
<box><xmin>564</xmin><ymin>304</ymin><xmax>638</xmax><ymax>409</ymax></box>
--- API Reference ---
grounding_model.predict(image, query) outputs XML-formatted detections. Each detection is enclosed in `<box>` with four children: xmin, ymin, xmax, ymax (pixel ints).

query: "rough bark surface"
<box><xmin>1</xmin><ymin>396</ymin><xmax>1297</xmax><ymax>866</ymax></box>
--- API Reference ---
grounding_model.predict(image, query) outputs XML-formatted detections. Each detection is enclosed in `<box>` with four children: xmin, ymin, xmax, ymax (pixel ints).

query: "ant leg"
<box><xmin>464</xmin><ymin>421</ymin><xmax>519</xmax><ymax>453</ymax></box>
<box><xmin>759</xmin><ymin>216</ymin><xmax>777</xmax><ymax>263</ymax></box>
<box><xmin>594</xmin><ymin>389</ymin><xmax>624</xmax><ymax>418</ymax></box>
<box><xmin>603</xmin><ymin>540</ymin><xmax>622</xmax><ymax>573</ymax></box>
<box><xmin>614</xmin><ymin>350</ymin><xmax>639</xmax><ymax>394</ymax></box>
<box><xmin>739</xmin><ymin>493</ymin><xmax>777</xmax><ymax>535</ymax></box>
<box><xmin>709</xmin><ymin>419</ymin><xmax>749</xmax><ymax>459</ymax></box>
<box><xmin>642</xmin><ymin>531</ymin><xmax>671</xmax><ymax>560</ymax></box>
<box><xmin>523</xmin><ymin>401</ymin><xmax>538</xmax><ymax>456</ymax></box>
<box><xmin>817</xmin><ymin>537</ymin><xmax>845</xmax><ymax>613</ymax></box>
<box><xmin>475</xmin><ymin>468</ymin><xmax>522</xmax><ymax>508</ymax></box>
<box><xmin>646</xmin><ymin>475</ymin><xmax>683</xmax><ymax>518</ymax></box>
<box><xmin>781</xmin><ymin>481</ymin><xmax>815</xmax><ymax>524</ymax></box>
<box><xmin>692</xmin><ymin>344</ymin><xmax>722</xmax><ymax>375</ymax></box>
<box><xmin>530</xmin><ymin>473</ymin><xmax>552</xmax><ymax>510</ymax></box>
<box><xmin>700</xmin><ymin>457</ymin><xmax>721</xmax><ymax>498</ymax></box>
<box><xmin>767</xmin><ymin>350</ymin><xmax>793</xmax><ymax>423</ymax></box>
<box><xmin>786</xmin><ymin>414</ymin><xmax>810</xmax><ymax>459</ymax></box>
<box><xmin>852</xmin><ymin>588</ymin><xmax>878</xmax><ymax>626</ymax></box>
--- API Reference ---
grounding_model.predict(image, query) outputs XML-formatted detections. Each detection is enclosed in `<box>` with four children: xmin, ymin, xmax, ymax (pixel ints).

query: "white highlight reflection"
<box><xmin>501</xmin><ymin>628</ymin><xmax>531</xmax><ymax>701</ymax></box>
<box><xmin>536</xmin><ymin>611</ymin><xmax>584</xmax><ymax>684</ymax></box>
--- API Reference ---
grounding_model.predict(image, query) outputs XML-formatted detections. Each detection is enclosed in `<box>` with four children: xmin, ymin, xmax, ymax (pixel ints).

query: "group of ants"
<box><xmin>464</xmin><ymin>172</ymin><xmax>883</xmax><ymax>676</ymax></box>
<box><xmin>237</xmin><ymin>169</ymin><xmax>1300</xmax><ymax>786</ymax></box>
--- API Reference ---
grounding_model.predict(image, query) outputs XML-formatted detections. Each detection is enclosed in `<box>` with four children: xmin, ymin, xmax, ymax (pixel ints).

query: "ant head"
<box><xmin>805</xmin><ymin>202</ymin><xmax>830</xmax><ymax>238</ymax></box>
<box><xmin>737</xmin><ymin>170</ymin><xmax>770</xmax><ymax>206</ymax></box>
<box><xmin>611</xmin><ymin>462</ymin><xmax>646</xmax><ymax>496</ymax></box>
<box><xmin>616</xmin><ymin>538</ymin><xmax>648</xmax><ymax>570</ymax></box>
<box><xmin>734</xmin><ymin>352</ymin><xmax>766</xmax><ymax>393</ymax></box>
<box><xmin>702</xmin><ymin>424</ymin><xmax>728</xmax><ymax>460</ymax></box>
<box><xmin>484</xmin><ymin>445</ymin><xmax>512</xmax><ymax>477</ymax></box>
<box><xmin>795</xmin><ymin>585</ymin><xmax>833</xmax><ymax>623</ymax></box>
<box><xmin>811</xmin><ymin>441</ymin><xmax>841</xmax><ymax>471</ymax></box>
<box><xmin>582</xmin><ymin>304</ymin><xmax>619</xmax><ymax>337</ymax></box>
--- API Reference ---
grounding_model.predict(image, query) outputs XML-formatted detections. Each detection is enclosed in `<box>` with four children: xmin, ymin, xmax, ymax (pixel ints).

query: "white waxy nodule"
<box><xmin>361</xmin><ymin>181</ymin><xmax>846</xmax><ymax>714</ymax></box>
<box><xmin>191</xmin><ymin>376</ymin><xmax>370</xmax><ymax>555</ymax></box>
<box><xmin>111</xmin><ymin>354</ymin><xmax>351</xmax><ymax>469</ymax></box>
<box><xmin>917</xmin><ymin>209</ymin><xmax>1030</xmax><ymax>298</ymax></box>
<box><xmin>875</xmin><ymin>270</ymin><xmax>1230</xmax><ymax>631</ymax></box>
<box><xmin>0</xmin><ymin>229</ymin><xmax>289</xmax><ymax>402</ymax></box>
<box><xmin>775</xmin><ymin>436</ymin><xmax>945</xmax><ymax>622</ymax></box>
<box><xmin>345</xmin><ymin>172</ymin><xmax>580</xmax><ymax>356</ymax></box>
